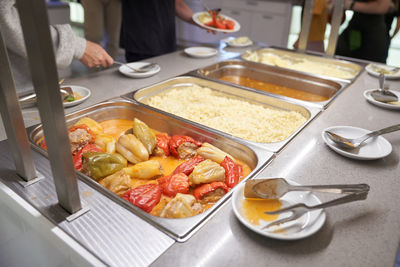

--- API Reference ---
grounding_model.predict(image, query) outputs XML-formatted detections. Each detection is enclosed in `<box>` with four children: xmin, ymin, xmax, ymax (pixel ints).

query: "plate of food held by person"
<box><xmin>193</xmin><ymin>11</ymin><xmax>240</xmax><ymax>33</ymax></box>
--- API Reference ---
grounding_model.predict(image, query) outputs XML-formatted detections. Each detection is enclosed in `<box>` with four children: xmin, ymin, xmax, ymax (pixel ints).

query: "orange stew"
<box><xmin>220</xmin><ymin>75</ymin><xmax>329</xmax><ymax>102</ymax></box>
<box><xmin>72</xmin><ymin>118</ymin><xmax>252</xmax><ymax>218</ymax></box>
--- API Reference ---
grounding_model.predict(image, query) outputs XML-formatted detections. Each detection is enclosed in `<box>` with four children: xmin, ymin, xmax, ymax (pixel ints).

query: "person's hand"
<box><xmin>79</xmin><ymin>41</ymin><xmax>114</xmax><ymax>68</ymax></box>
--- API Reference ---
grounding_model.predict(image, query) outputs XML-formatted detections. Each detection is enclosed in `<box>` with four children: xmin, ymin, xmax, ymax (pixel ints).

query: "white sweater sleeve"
<box><xmin>0</xmin><ymin>0</ymin><xmax>86</xmax><ymax>68</ymax></box>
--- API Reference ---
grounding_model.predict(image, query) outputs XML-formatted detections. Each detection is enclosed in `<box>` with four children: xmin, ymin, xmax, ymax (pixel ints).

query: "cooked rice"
<box><xmin>145</xmin><ymin>85</ymin><xmax>307</xmax><ymax>143</ymax></box>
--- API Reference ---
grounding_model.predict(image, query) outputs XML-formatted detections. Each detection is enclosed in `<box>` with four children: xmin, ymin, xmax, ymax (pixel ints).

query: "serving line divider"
<box><xmin>15</xmin><ymin>0</ymin><xmax>89</xmax><ymax>218</ymax></box>
<box><xmin>0</xmin><ymin>26</ymin><xmax>43</xmax><ymax>186</ymax></box>
<box><xmin>326</xmin><ymin>0</ymin><xmax>346</xmax><ymax>57</ymax></box>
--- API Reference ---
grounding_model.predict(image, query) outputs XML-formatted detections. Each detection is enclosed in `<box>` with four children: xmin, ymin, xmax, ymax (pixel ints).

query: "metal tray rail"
<box><xmin>190</xmin><ymin>59</ymin><xmax>347</xmax><ymax>109</ymax></box>
<box><xmin>27</xmin><ymin>99</ymin><xmax>273</xmax><ymax>241</ymax></box>
<box><xmin>125</xmin><ymin>76</ymin><xmax>321</xmax><ymax>153</ymax></box>
<box><xmin>240</xmin><ymin>47</ymin><xmax>363</xmax><ymax>84</ymax></box>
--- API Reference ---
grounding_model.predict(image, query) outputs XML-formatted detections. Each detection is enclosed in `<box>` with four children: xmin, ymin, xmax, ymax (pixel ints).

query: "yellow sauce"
<box><xmin>100</xmin><ymin>119</ymin><xmax>133</xmax><ymax>140</ymax></box>
<box><xmin>220</xmin><ymin>75</ymin><xmax>329</xmax><ymax>102</ymax></box>
<box><xmin>241</xmin><ymin>198</ymin><xmax>282</xmax><ymax>226</ymax></box>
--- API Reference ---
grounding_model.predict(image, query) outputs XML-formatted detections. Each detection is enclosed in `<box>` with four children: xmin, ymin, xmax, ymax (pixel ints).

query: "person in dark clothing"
<box><xmin>336</xmin><ymin>0</ymin><xmax>391</xmax><ymax>63</ymax></box>
<box><xmin>384</xmin><ymin>0</ymin><xmax>400</xmax><ymax>61</ymax></box>
<box><xmin>120</xmin><ymin>0</ymin><xmax>198</xmax><ymax>62</ymax></box>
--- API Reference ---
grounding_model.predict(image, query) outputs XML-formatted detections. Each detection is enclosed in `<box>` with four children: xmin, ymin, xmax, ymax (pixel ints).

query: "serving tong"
<box><xmin>244</xmin><ymin>178</ymin><xmax>370</xmax><ymax>229</ymax></box>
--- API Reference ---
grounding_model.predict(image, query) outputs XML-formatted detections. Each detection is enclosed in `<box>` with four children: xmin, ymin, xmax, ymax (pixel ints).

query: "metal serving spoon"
<box><xmin>371</xmin><ymin>74</ymin><xmax>398</xmax><ymax>103</ymax></box>
<box><xmin>114</xmin><ymin>61</ymin><xmax>158</xmax><ymax>73</ymax></box>
<box><xmin>244</xmin><ymin>178</ymin><xmax>369</xmax><ymax>199</ymax></box>
<box><xmin>324</xmin><ymin>124</ymin><xmax>400</xmax><ymax>149</ymax></box>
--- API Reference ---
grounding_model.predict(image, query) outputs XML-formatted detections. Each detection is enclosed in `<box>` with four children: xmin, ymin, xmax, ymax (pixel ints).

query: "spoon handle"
<box><xmin>379</xmin><ymin>73</ymin><xmax>385</xmax><ymax>90</ymax></box>
<box><xmin>363</xmin><ymin>124</ymin><xmax>400</xmax><ymax>140</ymax></box>
<box><xmin>287</xmin><ymin>183</ymin><xmax>370</xmax><ymax>194</ymax></box>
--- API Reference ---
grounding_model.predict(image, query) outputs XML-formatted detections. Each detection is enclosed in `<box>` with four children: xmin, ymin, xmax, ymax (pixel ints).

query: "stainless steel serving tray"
<box><xmin>191</xmin><ymin>59</ymin><xmax>345</xmax><ymax>109</ymax></box>
<box><xmin>241</xmin><ymin>47</ymin><xmax>363</xmax><ymax>83</ymax></box>
<box><xmin>27</xmin><ymin>99</ymin><xmax>272</xmax><ymax>242</ymax></box>
<box><xmin>124</xmin><ymin>76</ymin><xmax>321</xmax><ymax>152</ymax></box>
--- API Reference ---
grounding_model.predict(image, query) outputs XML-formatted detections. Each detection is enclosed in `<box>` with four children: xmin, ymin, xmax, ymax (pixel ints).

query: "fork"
<box><xmin>262</xmin><ymin>188</ymin><xmax>369</xmax><ymax>229</ymax></box>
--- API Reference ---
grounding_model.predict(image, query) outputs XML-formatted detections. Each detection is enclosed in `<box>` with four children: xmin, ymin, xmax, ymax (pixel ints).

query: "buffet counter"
<box><xmin>0</xmin><ymin>42</ymin><xmax>399</xmax><ymax>266</ymax></box>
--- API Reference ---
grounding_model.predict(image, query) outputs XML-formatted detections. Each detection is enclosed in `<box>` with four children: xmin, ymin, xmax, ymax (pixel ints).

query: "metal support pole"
<box><xmin>298</xmin><ymin>0</ymin><xmax>315</xmax><ymax>53</ymax></box>
<box><xmin>15</xmin><ymin>0</ymin><xmax>86</xmax><ymax>216</ymax></box>
<box><xmin>0</xmin><ymin>29</ymin><xmax>43</xmax><ymax>186</ymax></box>
<box><xmin>326</xmin><ymin>0</ymin><xmax>346</xmax><ymax>57</ymax></box>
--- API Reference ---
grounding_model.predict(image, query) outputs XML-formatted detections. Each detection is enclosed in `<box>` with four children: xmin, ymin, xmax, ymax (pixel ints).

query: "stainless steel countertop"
<box><xmin>1</xmin><ymin>42</ymin><xmax>400</xmax><ymax>266</ymax></box>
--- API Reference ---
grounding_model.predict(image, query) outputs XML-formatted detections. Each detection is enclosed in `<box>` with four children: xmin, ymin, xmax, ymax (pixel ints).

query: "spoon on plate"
<box><xmin>324</xmin><ymin>124</ymin><xmax>400</xmax><ymax>149</ymax></box>
<box><xmin>370</xmin><ymin>74</ymin><xmax>398</xmax><ymax>103</ymax></box>
<box><xmin>114</xmin><ymin>61</ymin><xmax>158</xmax><ymax>73</ymax></box>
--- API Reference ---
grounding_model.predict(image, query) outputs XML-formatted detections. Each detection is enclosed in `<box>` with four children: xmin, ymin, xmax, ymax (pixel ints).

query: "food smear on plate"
<box><xmin>145</xmin><ymin>85</ymin><xmax>307</xmax><ymax>143</ymax></box>
<box><xmin>370</xmin><ymin>64</ymin><xmax>399</xmax><ymax>75</ymax></box>
<box><xmin>63</xmin><ymin>91</ymin><xmax>83</xmax><ymax>103</ymax></box>
<box><xmin>230</xmin><ymin>36</ymin><xmax>252</xmax><ymax>45</ymax></box>
<box><xmin>240</xmin><ymin>198</ymin><xmax>282</xmax><ymax>226</ymax></box>
<box><xmin>198</xmin><ymin>11</ymin><xmax>235</xmax><ymax>30</ymax></box>
<box><xmin>220</xmin><ymin>75</ymin><xmax>329</xmax><ymax>102</ymax></box>
<box><xmin>243</xmin><ymin>50</ymin><xmax>359</xmax><ymax>80</ymax></box>
<box><xmin>38</xmin><ymin>117</ymin><xmax>252</xmax><ymax>218</ymax></box>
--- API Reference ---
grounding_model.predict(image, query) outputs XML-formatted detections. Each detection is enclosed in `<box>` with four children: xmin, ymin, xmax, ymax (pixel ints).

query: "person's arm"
<box><xmin>345</xmin><ymin>0</ymin><xmax>391</xmax><ymax>14</ymax></box>
<box><xmin>0</xmin><ymin>0</ymin><xmax>112</xmax><ymax>68</ymax></box>
<box><xmin>175</xmin><ymin>0</ymin><xmax>195</xmax><ymax>24</ymax></box>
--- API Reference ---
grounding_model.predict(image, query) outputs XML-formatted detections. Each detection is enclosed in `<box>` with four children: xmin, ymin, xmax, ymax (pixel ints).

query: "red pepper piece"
<box><xmin>220</xmin><ymin>156</ymin><xmax>240</xmax><ymax>188</ymax></box>
<box><xmin>68</xmin><ymin>124</ymin><xmax>96</xmax><ymax>143</ymax></box>
<box><xmin>121</xmin><ymin>184</ymin><xmax>162</xmax><ymax>213</ymax></box>
<box><xmin>193</xmin><ymin>181</ymin><xmax>229</xmax><ymax>200</ymax></box>
<box><xmin>168</xmin><ymin>135</ymin><xmax>202</xmax><ymax>158</ymax></box>
<box><xmin>173</xmin><ymin>155</ymin><xmax>205</xmax><ymax>175</ymax></box>
<box><xmin>40</xmin><ymin>139</ymin><xmax>47</xmax><ymax>150</ymax></box>
<box><xmin>223</xmin><ymin>19</ymin><xmax>235</xmax><ymax>30</ymax></box>
<box><xmin>215</xmin><ymin>19</ymin><xmax>226</xmax><ymax>29</ymax></box>
<box><xmin>73</xmin><ymin>143</ymin><xmax>103</xmax><ymax>170</ymax></box>
<box><xmin>155</xmin><ymin>133</ymin><xmax>171</xmax><ymax>157</ymax></box>
<box><xmin>157</xmin><ymin>173</ymin><xmax>190</xmax><ymax>198</ymax></box>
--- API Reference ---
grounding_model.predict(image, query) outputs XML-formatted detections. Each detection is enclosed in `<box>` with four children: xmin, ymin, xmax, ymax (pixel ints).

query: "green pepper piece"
<box><xmin>64</xmin><ymin>95</ymin><xmax>75</xmax><ymax>102</ymax></box>
<box><xmin>133</xmin><ymin>118</ymin><xmax>156</xmax><ymax>154</ymax></box>
<box><xmin>82</xmin><ymin>152</ymin><xmax>127</xmax><ymax>181</ymax></box>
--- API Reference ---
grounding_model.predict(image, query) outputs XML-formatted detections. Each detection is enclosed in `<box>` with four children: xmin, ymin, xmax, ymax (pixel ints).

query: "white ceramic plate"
<box><xmin>118</xmin><ymin>62</ymin><xmax>161</xmax><ymax>78</ymax></box>
<box><xmin>184</xmin><ymin>47</ymin><xmax>218</xmax><ymax>58</ymax></box>
<box><xmin>224</xmin><ymin>37</ymin><xmax>253</xmax><ymax>48</ymax></box>
<box><xmin>232</xmin><ymin>181</ymin><xmax>326</xmax><ymax>240</ymax></box>
<box><xmin>363</xmin><ymin>89</ymin><xmax>400</xmax><ymax>110</ymax></box>
<box><xmin>365</xmin><ymin>63</ymin><xmax>400</xmax><ymax>79</ymax></box>
<box><xmin>192</xmin><ymin>12</ymin><xmax>240</xmax><ymax>33</ymax></box>
<box><xmin>62</xmin><ymin>85</ymin><xmax>91</xmax><ymax>108</ymax></box>
<box><xmin>322</xmin><ymin>126</ymin><xmax>392</xmax><ymax>160</ymax></box>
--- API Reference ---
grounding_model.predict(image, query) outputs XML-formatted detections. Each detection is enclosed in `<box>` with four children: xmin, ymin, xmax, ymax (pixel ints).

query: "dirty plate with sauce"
<box><xmin>223</xmin><ymin>36</ymin><xmax>253</xmax><ymax>48</ymax></box>
<box><xmin>363</xmin><ymin>89</ymin><xmax>400</xmax><ymax>110</ymax></box>
<box><xmin>232</xmin><ymin>181</ymin><xmax>326</xmax><ymax>240</ymax></box>
<box><xmin>62</xmin><ymin>85</ymin><xmax>91</xmax><ymax>108</ymax></box>
<box><xmin>365</xmin><ymin>63</ymin><xmax>400</xmax><ymax>79</ymax></box>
